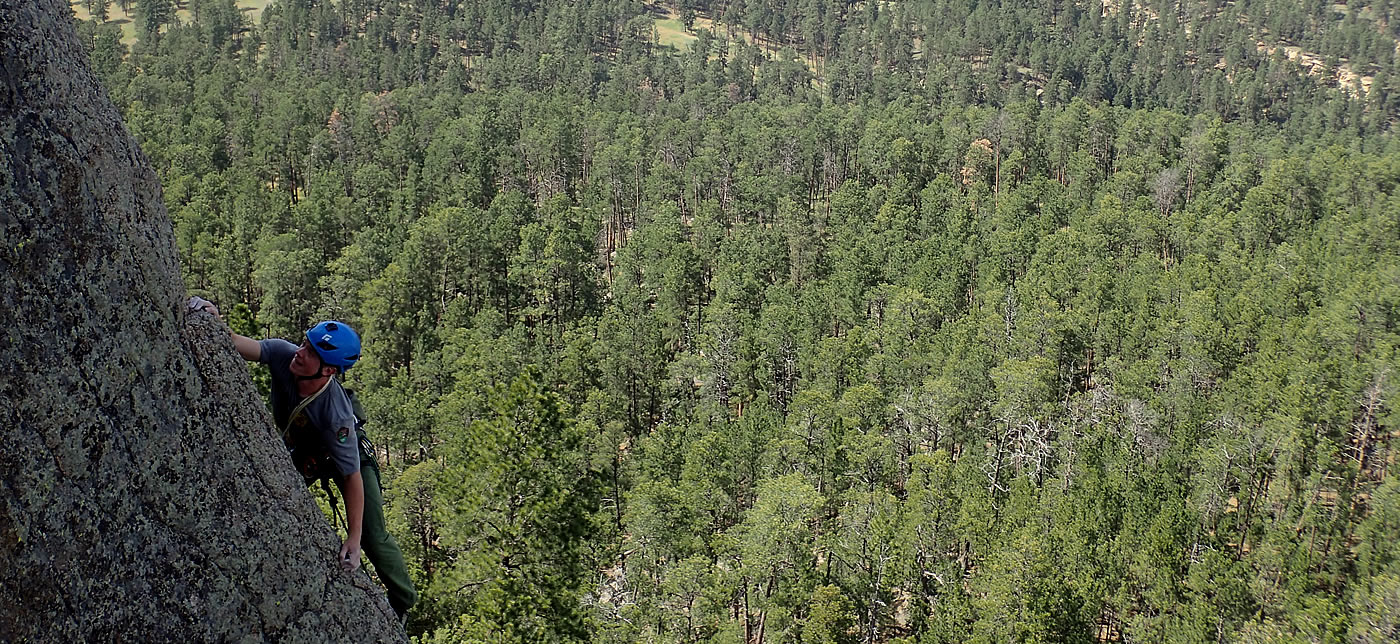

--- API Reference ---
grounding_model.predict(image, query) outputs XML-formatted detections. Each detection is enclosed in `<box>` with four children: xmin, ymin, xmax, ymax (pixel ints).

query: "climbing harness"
<box><xmin>282</xmin><ymin>377</ymin><xmax>336</xmax><ymax>486</ymax></box>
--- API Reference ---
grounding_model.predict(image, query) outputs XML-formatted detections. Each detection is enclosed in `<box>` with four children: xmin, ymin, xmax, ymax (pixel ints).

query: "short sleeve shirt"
<box><xmin>259</xmin><ymin>339</ymin><xmax>361</xmax><ymax>479</ymax></box>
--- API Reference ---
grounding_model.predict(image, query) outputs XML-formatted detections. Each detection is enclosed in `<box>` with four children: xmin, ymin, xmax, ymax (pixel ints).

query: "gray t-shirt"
<box><xmin>260</xmin><ymin>339</ymin><xmax>361</xmax><ymax>480</ymax></box>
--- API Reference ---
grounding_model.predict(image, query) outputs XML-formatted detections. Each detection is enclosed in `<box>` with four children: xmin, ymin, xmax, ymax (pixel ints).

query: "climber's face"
<box><xmin>290</xmin><ymin>340</ymin><xmax>327</xmax><ymax>378</ymax></box>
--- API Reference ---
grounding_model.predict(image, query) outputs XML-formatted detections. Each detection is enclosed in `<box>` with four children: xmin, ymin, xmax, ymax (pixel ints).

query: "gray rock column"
<box><xmin>0</xmin><ymin>1</ymin><xmax>405</xmax><ymax>641</ymax></box>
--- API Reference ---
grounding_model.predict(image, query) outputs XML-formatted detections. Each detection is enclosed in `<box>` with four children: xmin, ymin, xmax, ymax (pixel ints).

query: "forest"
<box><xmin>69</xmin><ymin>0</ymin><xmax>1400</xmax><ymax>640</ymax></box>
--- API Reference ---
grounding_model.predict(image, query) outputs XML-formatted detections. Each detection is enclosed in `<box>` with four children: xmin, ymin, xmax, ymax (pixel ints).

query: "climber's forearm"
<box><xmin>335</xmin><ymin>471</ymin><xmax>365</xmax><ymax>572</ymax></box>
<box><xmin>342</xmin><ymin>471</ymin><xmax>364</xmax><ymax>545</ymax></box>
<box><xmin>230</xmin><ymin>333</ymin><xmax>261</xmax><ymax>362</ymax></box>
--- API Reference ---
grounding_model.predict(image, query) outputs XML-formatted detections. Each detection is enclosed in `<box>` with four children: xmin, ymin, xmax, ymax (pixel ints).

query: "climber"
<box><xmin>187</xmin><ymin>297</ymin><xmax>418</xmax><ymax>622</ymax></box>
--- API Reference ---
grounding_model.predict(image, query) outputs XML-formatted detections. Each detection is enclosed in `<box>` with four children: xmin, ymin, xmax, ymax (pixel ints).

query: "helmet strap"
<box><xmin>293</xmin><ymin>346</ymin><xmax>333</xmax><ymax>388</ymax></box>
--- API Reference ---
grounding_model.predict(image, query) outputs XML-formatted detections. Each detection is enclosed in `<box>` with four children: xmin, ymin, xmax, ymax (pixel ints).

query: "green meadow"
<box><xmin>70</xmin><ymin>0</ymin><xmax>269</xmax><ymax>46</ymax></box>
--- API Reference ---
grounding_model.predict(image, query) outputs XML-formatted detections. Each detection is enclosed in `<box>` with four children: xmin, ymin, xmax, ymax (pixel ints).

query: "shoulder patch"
<box><xmin>337</xmin><ymin>426</ymin><xmax>351</xmax><ymax>443</ymax></box>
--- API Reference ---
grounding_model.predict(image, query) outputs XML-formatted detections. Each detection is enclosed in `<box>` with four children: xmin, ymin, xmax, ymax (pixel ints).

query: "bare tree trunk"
<box><xmin>742</xmin><ymin>579</ymin><xmax>752</xmax><ymax>642</ymax></box>
<box><xmin>0</xmin><ymin>1</ymin><xmax>404</xmax><ymax>640</ymax></box>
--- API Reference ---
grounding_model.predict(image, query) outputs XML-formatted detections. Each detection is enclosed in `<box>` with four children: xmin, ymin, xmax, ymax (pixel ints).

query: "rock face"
<box><xmin>0</xmin><ymin>1</ymin><xmax>405</xmax><ymax>641</ymax></box>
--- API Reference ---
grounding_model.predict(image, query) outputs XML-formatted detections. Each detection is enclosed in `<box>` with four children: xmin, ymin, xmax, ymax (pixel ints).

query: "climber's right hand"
<box><xmin>187</xmin><ymin>296</ymin><xmax>220</xmax><ymax>317</ymax></box>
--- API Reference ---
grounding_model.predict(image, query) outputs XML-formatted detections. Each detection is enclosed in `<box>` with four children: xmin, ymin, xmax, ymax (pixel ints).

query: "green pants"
<box><xmin>357</xmin><ymin>460</ymin><xmax>417</xmax><ymax>618</ymax></box>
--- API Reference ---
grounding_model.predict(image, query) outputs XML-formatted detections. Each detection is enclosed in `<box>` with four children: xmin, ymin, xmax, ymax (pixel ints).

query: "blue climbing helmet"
<box><xmin>305</xmin><ymin>320</ymin><xmax>361</xmax><ymax>371</ymax></box>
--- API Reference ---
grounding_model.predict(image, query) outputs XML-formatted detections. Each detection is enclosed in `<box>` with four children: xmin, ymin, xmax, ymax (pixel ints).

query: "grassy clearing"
<box><xmin>70</xmin><ymin>0</ymin><xmax>139</xmax><ymax>45</ymax></box>
<box><xmin>652</xmin><ymin>16</ymin><xmax>697</xmax><ymax>50</ymax></box>
<box><xmin>645</xmin><ymin>2</ymin><xmax>723</xmax><ymax>52</ymax></box>
<box><xmin>645</xmin><ymin>3</ymin><xmax>826</xmax><ymax>84</ymax></box>
<box><xmin>70</xmin><ymin>0</ymin><xmax>270</xmax><ymax>48</ymax></box>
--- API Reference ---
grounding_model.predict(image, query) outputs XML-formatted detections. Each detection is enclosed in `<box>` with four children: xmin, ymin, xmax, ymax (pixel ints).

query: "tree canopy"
<box><xmin>73</xmin><ymin>0</ymin><xmax>1400</xmax><ymax>639</ymax></box>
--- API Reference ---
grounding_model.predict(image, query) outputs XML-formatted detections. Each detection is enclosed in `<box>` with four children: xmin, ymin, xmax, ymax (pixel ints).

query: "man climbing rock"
<box><xmin>189</xmin><ymin>297</ymin><xmax>418</xmax><ymax>622</ymax></box>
